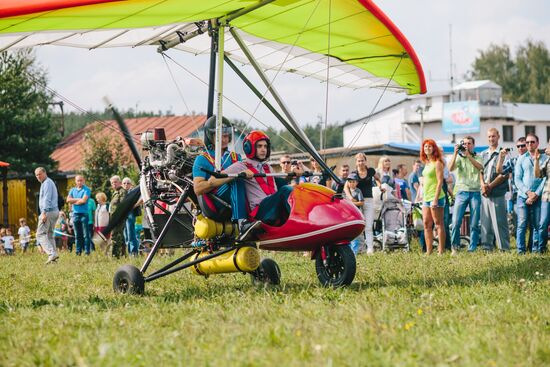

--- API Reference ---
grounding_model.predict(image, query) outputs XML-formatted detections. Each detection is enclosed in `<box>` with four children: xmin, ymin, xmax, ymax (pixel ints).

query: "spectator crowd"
<box><xmin>1</xmin><ymin>127</ymin><xmax>548</xmax><ymax>262</ymax></box>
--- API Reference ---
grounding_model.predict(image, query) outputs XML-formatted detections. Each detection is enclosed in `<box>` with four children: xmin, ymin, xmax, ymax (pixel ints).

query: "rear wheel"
<box><xmin>250</xmin><ymin>258</ymin><xmax>281</xmax><ymax>286</ymax></box>
<box><xmin>315</xmin><ymin>245</ymin><xmax>356</xmax><ymax>287</ymax></box>
<box><xmin>113</xmin><ymin>265</ymin><xmax>145</xmax><ymax>295</ymax></box>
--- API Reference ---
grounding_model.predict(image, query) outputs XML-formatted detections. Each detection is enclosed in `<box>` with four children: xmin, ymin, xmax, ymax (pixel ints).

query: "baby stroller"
<box><xmin>379</xmin><ymin>197</ymin><xmax>409</xmax><ymax>252</ymax></box>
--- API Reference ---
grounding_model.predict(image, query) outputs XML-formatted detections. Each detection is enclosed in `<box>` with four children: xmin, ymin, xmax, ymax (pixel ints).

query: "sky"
<box><xmin>32</xmin><ymin>0</ymin><xmax>550</xmax><ymax>130</ymax></box>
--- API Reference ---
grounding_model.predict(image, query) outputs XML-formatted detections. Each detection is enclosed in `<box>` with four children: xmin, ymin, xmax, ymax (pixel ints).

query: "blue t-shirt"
<box><xmin>69</xmin><ymin>185</ymin><xmax>91</xmax><ymax>214</ymax></box>
<box><xmin>394</xmin><ymin>177</ymin><xmax>410</xmax><ymax>200</ymax></box>
<box><xmin>192</xmin><ymin>149</ymin><xmax>241</xmax><ymax>197</ymax></box>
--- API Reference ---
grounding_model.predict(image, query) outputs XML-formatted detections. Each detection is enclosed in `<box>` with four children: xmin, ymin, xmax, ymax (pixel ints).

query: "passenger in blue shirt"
<box><xmin>514</xmin><ymin>133</ymin><xmax>547</xmax><ymax>254</ymax></box>
<box><xmin>192</xmin><ymin>116</ymin><xmax>248</xmax><ymax>233</ymax></box>
<box><xmin>67</xmin><ymin>175</ymin><xmax>92</xmax><ymax>255</ymax></box>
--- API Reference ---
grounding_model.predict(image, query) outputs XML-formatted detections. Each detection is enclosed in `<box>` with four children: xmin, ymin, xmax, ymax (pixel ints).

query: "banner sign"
<box><xmin>442</xmin><ymin>101</ymin><xmax>480</xmax><ymax>134</ymax></box>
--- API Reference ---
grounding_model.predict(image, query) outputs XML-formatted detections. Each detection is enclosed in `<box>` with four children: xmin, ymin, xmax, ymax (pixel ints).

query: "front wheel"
<box><xmin>113</xmin><ymin>265</ymin><xmax>145</xmax><ymax>295</ymax></box>
<box><xmin>250</xmin><ymin>258</ymin><xmax>281</xmax><ymax>286</ymax></box>
<box><xmin>315</xmin><ymin>245</ymin><xmax>356</xmax><ymax>287</ymax></box>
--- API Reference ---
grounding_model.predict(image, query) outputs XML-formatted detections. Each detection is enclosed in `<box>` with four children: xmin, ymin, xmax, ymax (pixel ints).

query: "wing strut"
<box><xmin>229</xmin><ymin>27</ymin><xmax>341</xmax><ymax>185</ymax></box>
<box><xmin>206</xmin><ymin>20</ymin><xmax>216</xmax><ymax>118</ymax></box>
<box><xmin>214</xmin><ymin>23</ymin><xmax>225</xmax><ymax>171</ymax></box>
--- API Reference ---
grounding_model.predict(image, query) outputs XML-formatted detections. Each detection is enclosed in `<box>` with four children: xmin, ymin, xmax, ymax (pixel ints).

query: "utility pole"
<box><xmin>48</xmin><ymin>101</ymin><xmax>65</xmax><ymax>138</ymax></box>
<box><xmin>414</xmin><ymin>105</ymin><xmax>429</xmax><ymax>143</ymax></box>
<box><xmin>449</xmin><ymin>24</ymin><xmax>454</xmax><ymax>96</ymax></box>
<box><xmin>419</xmin><ymin>108</ymin><xmax>424</xmax><ymax>143</ymax></box>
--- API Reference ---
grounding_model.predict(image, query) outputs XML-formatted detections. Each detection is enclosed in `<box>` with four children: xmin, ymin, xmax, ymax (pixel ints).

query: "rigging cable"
<box><xmin>160</xmin><ymin>52</ymin><xmax>204</xmax><ymax>138</ymax></box>
<box><xmin>160</xmin><ymin>51</ymin><xmax>305</xmax><ymax>154</ymax></box>
<box><xmin>339</xmin><ymin>53</ymin><xmax>405</xmax><ymax>160</ymax></box>
<box><xmin>22</xmin><ymin>69</ymin><xmax>142</xmax><ymax>147</ymax></box>
<box><xmin>322</xmin><ymin>0</ymin><xmax>332</xmax><ymax>160</ymax></box>
<box><xmin>230</xmin><ymin>0</ymin><xmax>323</xmax><ymax>146</ymax></box>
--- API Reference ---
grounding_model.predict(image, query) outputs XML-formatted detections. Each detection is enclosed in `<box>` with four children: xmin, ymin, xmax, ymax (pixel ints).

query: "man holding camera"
<box><xmin>448</xmin><ymin>136</ymin><xmax>483</xmax><ymax>252</ymax></box>
<box><xmin>479</xmin><ymin>128</ymin><xmax>511</xmax><ymax>251</ymax></box>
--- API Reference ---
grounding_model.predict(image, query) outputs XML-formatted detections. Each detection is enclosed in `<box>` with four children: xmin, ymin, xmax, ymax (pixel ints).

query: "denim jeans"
<box><xmin>451</xmin><ymin>191</ymin><xmax>481</xmax><ymax>251</ymax></box>
<box><xmin>255</xmin><ymin>185</ymin><xmax>293</xmax><ymax>226</ymax></box>
<box><xmin>124</xmin><ymin>212</ymin><xmax>140</xmax><ymax>255</ymax></box>
<box><xmin>73</xmin><ymin>212</ymin><xmax>90</xmax><ymax>255</ymax></box>
<box><xmin>516</xmin><ymin>196</ymin><xmax>542</xmax><ymax>254</ymax></box>
<box><xmin>538</xmin><ymin>201</ymin><xmax>549</xmax><ymax>253</ymax></box>
<box><xmin>444</xmin><ymin>200</ymin><xmax>451</xmax><ymax>250</ymax></box>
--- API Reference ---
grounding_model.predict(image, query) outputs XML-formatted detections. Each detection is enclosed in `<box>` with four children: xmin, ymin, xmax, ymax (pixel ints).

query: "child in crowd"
<box><xmin>18</xmin><ymin>218</ymin><xmax>31</xmax><ymax>253</ymax></box>
<box><xmin>95</xmin><ymin>192</ymin><xmax>111</xmax><ymax>255</ymax></box>
<box><xmin>1</xmin><ymin>228</ymin><xmax>15</xmax><ymax>255</ymax></box>
<box><xmin>346</xmin><ymin>173</ymin><xmax>365</xmax><ymax>255</ymax></box>
<box><xmin>66</xmin><ymin>214</ymin><xmax>75</xmax><ymax>252</ymax></box>
<box><xmin>54</xmin><ymin>211</ymin><xmax>68</xmax><ymax>251</ymax></box>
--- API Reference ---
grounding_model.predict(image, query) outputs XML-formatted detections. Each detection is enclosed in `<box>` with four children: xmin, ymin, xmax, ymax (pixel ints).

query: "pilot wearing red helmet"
<box><xmin>223</xmin><ymin>130</ymin><xmax>304</xmax><ymax>240</ymax></box>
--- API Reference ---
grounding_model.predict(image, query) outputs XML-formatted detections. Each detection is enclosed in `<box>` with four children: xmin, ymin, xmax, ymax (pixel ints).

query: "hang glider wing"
<box><xmin>0</xmin><ymin>0</ymin><xmax>426</xmax><ymax>94</ymax></box>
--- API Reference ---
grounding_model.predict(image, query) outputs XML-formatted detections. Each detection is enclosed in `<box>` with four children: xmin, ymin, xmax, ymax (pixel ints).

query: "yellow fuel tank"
<box><xmin>191</xmin><ymin>247</ymin><xmax>260</xmax><ymax>276</ymax></box>
<box><xmin>194</xmin><ymin>214</ymin><xmax>236</xmax><ymax>239</ymax></box>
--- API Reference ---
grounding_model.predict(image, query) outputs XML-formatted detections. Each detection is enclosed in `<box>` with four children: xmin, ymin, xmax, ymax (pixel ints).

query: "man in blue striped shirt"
<box><xmin>35</xmin><ymin>167</ymin><xmax>59</xmax><ymax>264</ymax></box>
<box><xmin>514</xmin><ymin>133</ymin><xmax>547</xmax><ymax>254</ymax></box>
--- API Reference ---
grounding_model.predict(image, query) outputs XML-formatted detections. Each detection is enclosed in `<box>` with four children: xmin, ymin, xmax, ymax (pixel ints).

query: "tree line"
<box><xmin>1</xmin><ymin>38</ymin><xmax>549</xmax><ymax>175</ymax></box>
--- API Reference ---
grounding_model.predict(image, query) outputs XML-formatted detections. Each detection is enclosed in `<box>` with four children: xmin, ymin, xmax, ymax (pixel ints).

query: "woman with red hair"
<box><xmin>420</xmin><ymin>139</ymin><xmax>446</xmax><ymax>254</ymax></box>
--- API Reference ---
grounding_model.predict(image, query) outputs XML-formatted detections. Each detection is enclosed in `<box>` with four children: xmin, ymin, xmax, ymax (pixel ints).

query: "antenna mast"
<box><xmin>449</xmin><ymin>24</ymin><xmax>454</xmax><ymax>101</ymax></box>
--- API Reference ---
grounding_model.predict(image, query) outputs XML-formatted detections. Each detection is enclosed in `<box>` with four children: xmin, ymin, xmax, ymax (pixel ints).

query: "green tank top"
<box><xmin>422</xmin><ymin>161</ymin><xmax>445</xmax><ymax>202</ymax></box>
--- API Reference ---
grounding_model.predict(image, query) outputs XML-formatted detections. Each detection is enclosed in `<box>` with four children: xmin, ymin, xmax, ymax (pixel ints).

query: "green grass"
<box><xmin>1</xmin><ymin>247</ymin><xmax>549</xmax><ymax>367</ymax></box>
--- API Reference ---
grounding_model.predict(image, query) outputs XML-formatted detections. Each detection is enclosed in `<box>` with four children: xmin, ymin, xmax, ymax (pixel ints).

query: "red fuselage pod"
<box><xmin>257</xmin><ymin>183</ymin><xmax>365</xmax><ymax>251</ymax></box>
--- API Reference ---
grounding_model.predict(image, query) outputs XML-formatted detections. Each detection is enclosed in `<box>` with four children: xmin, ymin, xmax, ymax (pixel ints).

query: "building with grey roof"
<box><xmin>344</xmin><ymin>80</ymin><xmax>550</xmax><ymax>148</ymax></box>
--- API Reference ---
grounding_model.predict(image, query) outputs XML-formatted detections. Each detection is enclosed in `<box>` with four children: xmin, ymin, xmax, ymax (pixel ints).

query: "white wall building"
<box><xmin>344</xmin><ymin>80</ymin><xmax>550</xmax><ymax>148</ymax></box>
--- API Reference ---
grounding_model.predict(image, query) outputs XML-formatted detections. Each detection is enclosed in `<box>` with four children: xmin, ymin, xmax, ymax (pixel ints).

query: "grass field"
<box><xmin>1</xmin><ymin>247</ymin><xmax>549</xmax><ymax>367</ymax></box>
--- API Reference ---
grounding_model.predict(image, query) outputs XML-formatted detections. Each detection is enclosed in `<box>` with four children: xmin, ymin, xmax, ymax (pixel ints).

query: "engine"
<box><xmin>140</xmin><ymin>128</ymin><xmax>204</xmax><ymax>202</ymax></box>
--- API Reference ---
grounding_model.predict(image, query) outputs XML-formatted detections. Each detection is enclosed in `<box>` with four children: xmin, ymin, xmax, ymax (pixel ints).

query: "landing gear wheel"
<box><xmin>315</xmin><ymin>245</ymin><xmax>356</xmax><ymax>287</ymax></box>
<box><xmin>113</xmin><ymin>265</ymin><xmax>145</xmax><ymax>295</ymax></box>
<box><xmin>250</xmin><ymin>258</ymin><xmax>281</xmax><ymax>286</ymax></box>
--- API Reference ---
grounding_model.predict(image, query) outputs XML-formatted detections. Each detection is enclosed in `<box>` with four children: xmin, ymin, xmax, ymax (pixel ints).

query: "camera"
<box><xmin>456</xmin><ymin>140</ymin><xmax>466</xmax><ymax>152</ymax></box>
<box><xmin>503</xmin><ymin>147</ymin><xmax>513</xmax><ymax>152</ymax></box>
<box><xmin>456</xmin><ymin>139</ymin><xmax>476</xmax><ymax>157</ymax></box>
<box><xmin>291</xmin><ymin>160</ymin><xmax>298</xmax><ymax>166</ymax></box>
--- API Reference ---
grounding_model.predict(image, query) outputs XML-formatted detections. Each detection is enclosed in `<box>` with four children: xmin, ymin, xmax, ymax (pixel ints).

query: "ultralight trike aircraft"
<box><xmin>0</xmin><ymin>0</ymin><xmax>426</xmax><ymax>294</ymax></box>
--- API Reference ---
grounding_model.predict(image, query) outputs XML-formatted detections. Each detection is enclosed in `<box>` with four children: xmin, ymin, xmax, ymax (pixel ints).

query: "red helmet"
<box><xmin>243</xmin><ymin>130</ymin><xmax>271</xmax><ymax>160</ymax></box>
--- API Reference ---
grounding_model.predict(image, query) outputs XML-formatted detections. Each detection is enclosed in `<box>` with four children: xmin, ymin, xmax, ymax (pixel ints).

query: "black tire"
<box><xmin>315</xmin><ymin>245</ymin><xmax>356</xmax><ymax>287</ymax></box>
<box><xmin>250</xmin><ymin>258</ymin><xmax>281</xmax><ymax>286</ymax></box>
<box><xmin>113</xmin><ymin>265</ymin><xmax>145</xmax><ymax>295</ymax></box>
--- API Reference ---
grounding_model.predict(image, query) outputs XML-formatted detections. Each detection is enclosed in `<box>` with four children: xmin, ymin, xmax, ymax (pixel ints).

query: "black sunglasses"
<box><xmin>281</xmin><ymin>161</ymin><xmax>291</xmax><ymax>164</ymax></box>
<box><xmin>516</xmin><ymin>144</ymin><xmax>526</xmax><ymax>148</ymax></box>
<box><xmin>526</xmin><ymin>141</ymin><xmax>537</xmax><ymax>144</ymax></box>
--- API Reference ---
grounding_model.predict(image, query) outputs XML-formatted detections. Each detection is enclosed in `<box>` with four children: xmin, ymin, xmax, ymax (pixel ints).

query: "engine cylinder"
<box><xmin>194</xmin><ymin>214</ymin><xmax>236</xmax><ymax>239</ymax></box>
<box><xmin>191</xmin><ymin>247</ymin><xmax>260</xmax><ymax>275</ymax></box>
